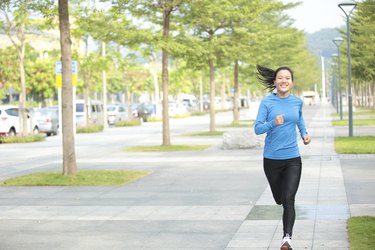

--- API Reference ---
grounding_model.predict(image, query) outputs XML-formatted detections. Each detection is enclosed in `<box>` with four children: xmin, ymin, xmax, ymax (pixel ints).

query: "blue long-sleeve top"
<box><xmin>254</xmin><ymin>93</ymin><xmax>308</xmax><ymax>160</ymax></box>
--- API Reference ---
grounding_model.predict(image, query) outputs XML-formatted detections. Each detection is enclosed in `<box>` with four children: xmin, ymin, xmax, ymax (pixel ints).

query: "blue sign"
<box><xmin>55</xmin><ymin>61</ymin><xmax>78</xmax><ymax>74</ymax></box>
<box><xmin>72</xmin><ymin>60</ymin><xmax>77</xmax><ymax>74</ymax></box>
<box><xmin>55</xmin><ymin>61</ymin><xmax>62</xmax><ymax>74</ymax></box>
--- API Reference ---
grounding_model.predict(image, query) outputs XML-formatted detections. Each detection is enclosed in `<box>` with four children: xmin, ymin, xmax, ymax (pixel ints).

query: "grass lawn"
<box><xmin>125</xmin><ymin>144</ymin><xmax>212</xmax><ymax>152</ymax></box>
<box><xmin>348</xmin><ymin>216</ymin><xmax>375</xmax><ymax>250</ymax></box>
<box><xmin>0</xmin><ymin>170</ymin><xmax>151</xmax><ymax>186</ymax></box>
<box><xmin>335</xmin><ymin>136</ymin><xmax>375</xmax><ymax>154</ymax></box>
<box><xmin>332</xmin><ymin>119</ymin><xmax>375</xmax><ymax>126</ymax></box>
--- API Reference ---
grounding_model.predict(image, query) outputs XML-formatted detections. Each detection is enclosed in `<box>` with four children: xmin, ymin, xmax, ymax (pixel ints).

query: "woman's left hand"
<box><xmin>303</xmin><ymin>135</ymin><xmax>311</xmax><ymax>145</ymax></box>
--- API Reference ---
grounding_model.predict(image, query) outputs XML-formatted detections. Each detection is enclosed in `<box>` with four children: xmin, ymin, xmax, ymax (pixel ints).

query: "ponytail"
<box><xmin>256</xmin><ymin>64</ymin><xmax>276</xmax><ymax>91</ymax></box>
<box><xmin>256</xmin><ymin>64</ymin><xmax>294</xmax><ymax>92</ymax></box>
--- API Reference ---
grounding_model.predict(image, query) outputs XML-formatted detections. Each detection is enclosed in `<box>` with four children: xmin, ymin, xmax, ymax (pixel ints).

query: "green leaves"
<box><xmin>350</xmin><ymin>0</ymin><xmax>375</xmax><ymax>81</ymax></box>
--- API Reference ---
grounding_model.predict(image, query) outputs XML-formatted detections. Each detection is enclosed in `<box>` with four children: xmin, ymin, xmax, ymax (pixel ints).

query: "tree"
<box><xmin>181</xmin><ymin>0</ymin><xmax>240</xmax><ymax>132</ymax></box>
<box><xmin>350</xmin><ymin>0</ymin><xmax>375</xmax><ymax>109</ymax></box>
<box><xmin>26</xmin><ymin>55</ymin><xmax>56</xmax><ymax>106</ymax></box>
<box><xmin>58</xmin><ymin>0</ymin><xmax>77</xmax><ymax>176</ymax></box>
<box><xmin>116</xmin><ymin>0</ymin><xmax>186</xmax><ymax>145</ymax></box>
<box><xmin>1</xmin><ymin>1</ymin><xmax>31</xmax><ymax>134</ymax></box>
<box><xmin>0</xmin><ymin>46</ymin><xmax>19</xmax><ymax>102</ymax></box>
<box><xmin>0</xmin><ymin>0</ymin><xmax>57</xmax><ymax>131</ymax></box>
<box><xmin>224</xmin><ymin>0</ymin><xmax>272</xmax><ymax>123</ymax></box>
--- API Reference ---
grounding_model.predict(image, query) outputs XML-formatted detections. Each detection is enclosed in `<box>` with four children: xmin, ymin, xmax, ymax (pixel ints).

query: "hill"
<box><xmin>305</xmin><ymin>28</ymin><xmax>343</xmax><ymax>58</ymax></box>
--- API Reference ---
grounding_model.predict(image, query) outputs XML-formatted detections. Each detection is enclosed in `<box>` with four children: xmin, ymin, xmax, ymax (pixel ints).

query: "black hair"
<box><xmin>256</xmin><ymin>64</ymin><xmax>294</xmax><ymax>92</ymax></box>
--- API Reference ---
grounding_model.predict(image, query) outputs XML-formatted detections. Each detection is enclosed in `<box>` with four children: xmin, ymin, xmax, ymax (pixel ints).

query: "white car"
<box><xmin>0</xmin><ymin>105</ymin><xmax>39</xmax><ymax>136</ymax></box>
<box><xmin>107</xmin><ymin>104</ymin><xmax>128</xmax><ymax>125</ymax></box>
<box><xmin>75</xmin><ymin>99</ymin><xmax>104</xmax><ymax>127</ymax></box>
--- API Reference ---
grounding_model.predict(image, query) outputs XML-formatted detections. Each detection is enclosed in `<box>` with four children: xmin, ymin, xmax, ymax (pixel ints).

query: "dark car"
<box><xmin>134</xmin><ymin>103</ymin><xmax>155</xmax><ymax>122</ymax></box>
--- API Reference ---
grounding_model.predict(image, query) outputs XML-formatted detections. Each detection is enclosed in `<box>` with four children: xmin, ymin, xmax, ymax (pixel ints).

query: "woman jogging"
<box><xmin>254</xmin><ymin>65</ymin><xmax>311</xmax><ymax>250</ymax></box>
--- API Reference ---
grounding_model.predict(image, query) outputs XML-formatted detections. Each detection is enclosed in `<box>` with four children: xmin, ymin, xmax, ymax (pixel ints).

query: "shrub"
<box><xmin>0</xmin><ymin>134</ymin><xmax>45</xmax><ymax>144</ymax></box>
<box><xmin>114</xmin><ymin>119</ymin><xmax>141</xmax><ymax>127</ymax></box>
<box><xmin>76</xmin><ymin>125</ymin><xmax>103</xmax><ymax>133</ymax></box>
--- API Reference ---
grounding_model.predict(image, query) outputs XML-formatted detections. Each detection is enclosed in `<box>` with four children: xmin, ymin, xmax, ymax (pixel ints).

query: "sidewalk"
<box><xmin>0</xmin><ymin>103</ymin><xmax>373</xmax><ymax>250</ymax></box>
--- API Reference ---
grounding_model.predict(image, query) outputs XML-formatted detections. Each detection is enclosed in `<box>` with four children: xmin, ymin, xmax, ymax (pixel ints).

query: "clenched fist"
<box><xmin>274</xmin><ymin>114</ymin><xmax>284</xmax><ymax>126</ymax></box>
<box><xmin>303</xmin><ymin>135</ymin><xmax>311</xmax><ymax>145</ymax></box>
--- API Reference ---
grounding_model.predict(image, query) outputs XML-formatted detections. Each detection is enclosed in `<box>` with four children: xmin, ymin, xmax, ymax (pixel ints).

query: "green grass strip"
<box><xmin>147</xmin><ymin>117</ymin><xmax>163</xmax><ymax>122</ymax></box>
<box><xmin>0</xmin><ymin>134</ymin><xmax>45</xmax><ymax>144</ymax></box>
<box><xmin>335</xmin><ymin>136</ymin><xmax>375</xmax><ymax>154</ymax></box>
<box><xmin>0</xmin><ymin>170</ymin><xmax>151</xmax><ymax>186</ymax></box>
<box><xmin>182</xmin><ymin>131</ymin><xmax>224</xmax><ymax>136</ymax></box>
<box><xmin>332</xmin><ymin>110</ymin><xmax>375</xmax><ymax>117</ymax></box>
<box><xmin>125</xmin><ymin>144</ymin><xmax>211</xmax><ymax>152</ymax></box>
<box><xmin>191</xmin><ymin>111</ymin><xmax>208</xmax><ymax>116</ymax></box>
<box><xmin>76</xmin><ymin>125</ymin><xmax>104</xmax><ymax>133</ymax></box>
<box><xmin>348</xmin><ymin>216</ymin><xmax>375</xmax><ymax>250</ymax></box>
<box><xmin>332</xmin><ymin>119</ymin><xmax>375</xmax><ymax>126</ymax></box>
<box><xmin>114</xmin><ymin>120</ymin><xmax>141</xmax><ymax>127</ymax></box>
<box><xmin>171</xmin><ymin>114</ymin><xmax>191</xmax><ymax>119</ymax></box>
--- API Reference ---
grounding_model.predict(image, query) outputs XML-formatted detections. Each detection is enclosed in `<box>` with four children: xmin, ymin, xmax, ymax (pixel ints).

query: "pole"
<box><xmin>337</xmin><ymin>47</ymin><xmax>343</xmax><ymax>120</ymax></box>
<box><xmin>321</xmin><ymin>57</ymin><xmax>326</xmax><ymax>103</ymax></box>
<box><xmin>333</xmin><ymin>60</ymin><xmax>338</xmax><ymax>113</ymax></box>
<box><xmin>346</xmin><ymin>15</ymin><xmax>353</xmax><ymax>136</ymax></box>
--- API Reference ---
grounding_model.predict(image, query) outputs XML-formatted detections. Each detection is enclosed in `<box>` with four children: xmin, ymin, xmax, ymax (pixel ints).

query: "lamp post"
<box><xmin>338</xmin><ymin>1</ymin><xmax>356</xmax><ymax>136</ymax></box>
<box><xmin>333</xmin><ymin>37</ymin><xmax>344</xmax><ymax>120</ymax></box>
<box><xmin>332</xmin><ymin>53</ymin><xmax>339</xmax><ymax>113</ymax></box>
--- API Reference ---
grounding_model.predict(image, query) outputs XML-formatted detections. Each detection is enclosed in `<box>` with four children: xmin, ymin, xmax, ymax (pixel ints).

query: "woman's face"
<box><xmin>274</xmin><ymin>69</ymin><xmax>293</xmax><ymax>97</ymax></box>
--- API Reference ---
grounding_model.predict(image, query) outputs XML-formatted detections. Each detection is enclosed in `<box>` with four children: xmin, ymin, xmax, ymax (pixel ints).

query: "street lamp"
<box><xmin>338</xmin><ymin>1</ymin><xmax>356</xmax><ymax>136</ymax></box>
<box><xmin>333</xmin><ymin>37</ymin><xmax>344</xmax><ymax>120</ymax></box>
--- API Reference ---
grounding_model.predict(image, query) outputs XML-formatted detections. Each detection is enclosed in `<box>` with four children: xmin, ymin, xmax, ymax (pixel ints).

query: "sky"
<box><xmin>281</xmin><ymin>0</ymin><xmax>349</xmax><ymax>33</ymax></box>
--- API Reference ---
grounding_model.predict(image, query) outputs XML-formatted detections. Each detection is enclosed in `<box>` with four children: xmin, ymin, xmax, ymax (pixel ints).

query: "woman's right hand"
<box><xmin>274</xmin><ymin>114</ymin><xmax>284</xmax><ymax>126</ymax></box>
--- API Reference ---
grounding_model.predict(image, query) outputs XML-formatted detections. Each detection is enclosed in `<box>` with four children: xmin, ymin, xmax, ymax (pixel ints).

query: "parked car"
<box><xmin>169</xmin><ymin>101</ymin><xmax>188</xmax><ymax>116</ymax></box>
<box><xmin>107</xmin><ymin>104</ymin><xmax>128</xmax><ymax>125</ymax></box>
<box><xmin>33</xmin><ymin>107</ymin><xmax>59</xmax><ymax>136</ymax></box>
<box><xmin>0</xmin><ymin>105</ymin><xmax>39</xmax><ymax>136</ymax></box>
<box><xmin>134</xmin><ymin>102</ymin><xmax>154</xmax><ymax>122</ymax></box>
<box><xmin>76</xmin><ymin>99</ymin><xmax>104</xmax><ymax>127</ymax></box>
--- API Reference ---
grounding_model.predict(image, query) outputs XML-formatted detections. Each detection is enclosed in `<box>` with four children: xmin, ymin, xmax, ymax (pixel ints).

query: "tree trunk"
<box><xmin>123</xmin><ymin>74</ymin><xmax>132</xmax><ymax>119</ymax></box>
<box><xmin>162</xmin><ymin>3</ymin><xmax>171</xmax><ymax>146</ymax></box>
<box><xmin>199</xmin><ymin>76</ymin><xmax>203</xmax><ymax>112</ymax></box>
<box><xmin>233</xmin><ymin>60</ymin><xmax>240</xmax><ymax>124</ymax></box>
<box><xmin>4</xmin><ymin>12</ymin><xmax>27</xmax><ymax>135</ymax></box>
<box><xmin>221</xmin><ymin>74</ymin><xmax>226</xmax><ymax>110</ymax></box>
<box><xmin>102</xmin><ymin>42</ymin><xmax>107</xmax><ymax>129</ymax></box>
<box><xmin>83</xmin><ymin>38</ymin><xmax>90</xmax><ymax>126</ymax></box>
<box><xmin>58</xmin><ymin>0</ymin><xmax>77</xmax><ymax>176</ymax></box>
<box><xmin>19</xmin><ymin>40</ymin><xmax>28</xmax><ymax>135</ymax></box>
<box><xmin>208</xmin><ymin>58</ymin><xmax>215</xmax><ymax>132</ymax></box>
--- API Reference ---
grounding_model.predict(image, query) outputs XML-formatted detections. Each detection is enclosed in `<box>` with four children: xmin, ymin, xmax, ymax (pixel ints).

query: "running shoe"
<box><xmin>280</xmin><ymin>234</ymin><xmax>293</xmax><ymax>250</ymax></box>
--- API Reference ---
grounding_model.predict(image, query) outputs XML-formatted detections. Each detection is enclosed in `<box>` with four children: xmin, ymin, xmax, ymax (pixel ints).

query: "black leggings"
<box><xmin>264</xmin><ymin>157</ymin><xmax>302</xmax><ymax>237</ymax></box>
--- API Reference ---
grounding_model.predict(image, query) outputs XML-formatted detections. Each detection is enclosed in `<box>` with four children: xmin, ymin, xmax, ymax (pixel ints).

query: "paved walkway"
<box><xmin>0</xmin><ymin>103</ymin><xmax>374</xmax><ymax>250</ymax></box>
